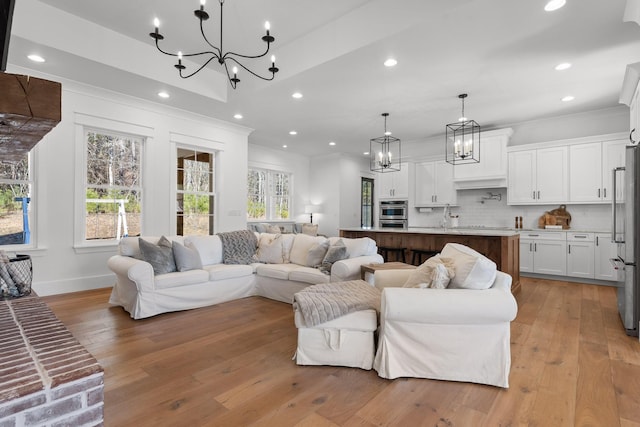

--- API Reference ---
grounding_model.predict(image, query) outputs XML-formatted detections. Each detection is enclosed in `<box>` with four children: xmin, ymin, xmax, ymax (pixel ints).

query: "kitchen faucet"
<box><xmin>442</xmin><ymin>203</ymin><xmax>450</xmax><ymax>228</ymax></box>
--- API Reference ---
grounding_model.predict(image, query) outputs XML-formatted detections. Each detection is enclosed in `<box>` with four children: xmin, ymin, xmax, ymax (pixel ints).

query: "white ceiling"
<box><xmin>8</xmin><ymin>0</ymin><xmax>640</xmax><ymax>157</ymax></box>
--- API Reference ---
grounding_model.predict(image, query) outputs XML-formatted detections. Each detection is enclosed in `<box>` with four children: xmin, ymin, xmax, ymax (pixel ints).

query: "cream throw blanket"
<box><xmin>293</xmin><ymin>280</ymin><xmax>381</xmax><ymax>328</ymax></box>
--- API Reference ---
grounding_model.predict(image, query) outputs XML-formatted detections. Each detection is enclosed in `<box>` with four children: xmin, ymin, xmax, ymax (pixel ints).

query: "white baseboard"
<box><xmin>32</xmin><ymin>273</ymin><xmax>115</xmax><ymax>296</ymax></box>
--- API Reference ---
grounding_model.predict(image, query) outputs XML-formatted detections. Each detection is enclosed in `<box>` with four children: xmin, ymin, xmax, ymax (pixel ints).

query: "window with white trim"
<box><xmin>0</xmin><ymin>153</ymin><xmax>32</xmax><ymax>246</ymax></box>
<box><xmin>176</xmin><ymin>147</ymin><xmax>215</xmax><ymax>235</ymax></box>
<box><xmin>247</xmin><ymin>168</ymin><xmax>291</xmax><ymax>220</ymax></box>
<box><xmin>84</xmin><ymin>129</ymin><xmax>143</xmax><ymax>241</ymax></box>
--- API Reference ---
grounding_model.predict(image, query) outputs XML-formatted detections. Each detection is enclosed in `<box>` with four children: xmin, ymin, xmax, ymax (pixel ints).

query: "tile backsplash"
<box><xmin>408</xmin><ymin>188</ymin><xmax>611</xmax><ymax>232</ymax></box>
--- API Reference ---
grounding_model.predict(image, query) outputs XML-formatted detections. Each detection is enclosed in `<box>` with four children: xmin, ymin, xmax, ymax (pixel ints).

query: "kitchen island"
<box><xmin>340</xmin><ymin>227</ymin><xmax>520</xmax><ymax>295</ymax></box>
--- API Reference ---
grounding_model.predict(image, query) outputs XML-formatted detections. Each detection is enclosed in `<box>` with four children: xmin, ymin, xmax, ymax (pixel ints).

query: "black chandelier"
<box><xmin>370</xmin><ymin>113</ymin><xmax>401</xmax><ymax>173</ymax></box>
<box><xmin>149</xmin><ymin>0</ymin><xmax>279</xmax><ymax>89</ymax></box>
<box><xmin>445</xmin><ymin>93</ymin><xmax>481</xmax><ymax>165</ymax></box>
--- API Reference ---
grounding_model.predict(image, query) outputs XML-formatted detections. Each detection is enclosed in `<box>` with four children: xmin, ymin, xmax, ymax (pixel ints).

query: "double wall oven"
<box><xmin>379</xmin><ymin>200</ymin><xmax>408</xmax><ymax>229</ymax></box>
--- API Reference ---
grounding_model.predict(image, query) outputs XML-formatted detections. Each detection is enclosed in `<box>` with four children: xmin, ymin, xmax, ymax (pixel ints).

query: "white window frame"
<box><xmin>176</xmin><ymin>146</ymin><xmax>216</xmax><ymax>236</ymax></box>
<box><xmin>247</xmin><ymin>166</ymin><xmax>293</xmax><ymax>222</ymax></box>
<box><xmin>73</xmin><ymin>114</ymin><xmax>152</xmax><ymax>252</ymax></box>
<box><xmin>0</xmin><ymin>152</ymin><xmax>36</xmax><ymax>250</ymax></box>
<box><xmin>169</xmin><ymin>133</ymin><xmax>225</xmax><ymax>236</ymax></box>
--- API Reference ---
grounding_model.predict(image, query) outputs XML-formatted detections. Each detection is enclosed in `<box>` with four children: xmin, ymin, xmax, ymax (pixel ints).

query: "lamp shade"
<box><xmin>305</xmin><ymin>204</ymin><xmax>323</xmax><ymax>214</ymax></box>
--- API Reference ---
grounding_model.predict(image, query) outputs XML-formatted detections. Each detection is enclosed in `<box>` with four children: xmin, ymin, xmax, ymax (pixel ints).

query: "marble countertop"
<box><xmin>340</xmin><ymin>227</ymin><xmax>520</xmax><ymax>236</ymax></box>
<box><xmin>340</xmin><ymin>227</ymin><xmax>612</xmax><ymax>236</ymax></box>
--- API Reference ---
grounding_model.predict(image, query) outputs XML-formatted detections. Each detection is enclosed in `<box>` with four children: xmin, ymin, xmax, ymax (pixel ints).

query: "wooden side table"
<box><xmin>360</xmin><ymin>261</ymin><xmax>416</xmax><ymax>281</ymax></box>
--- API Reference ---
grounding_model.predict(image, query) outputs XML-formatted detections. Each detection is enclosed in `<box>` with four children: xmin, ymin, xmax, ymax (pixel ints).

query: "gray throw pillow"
<box><xmin>318</xmin><ymin>239</ymin><xmax>349</xmax><ymax>274</ymax></box>
<box><xmin>323</xmin><ymin>239</ymin><xmax>349</xmax><ymax>264</ymax></box>
<box><xmin>139</xmin><ymin>236</ymin><xmax>177</xmax><ymax>275</ymax></box>
<box><xmin>172</xmin><ymin>241</ymin><xmax>203</xmax><ymax>272</ymax></box>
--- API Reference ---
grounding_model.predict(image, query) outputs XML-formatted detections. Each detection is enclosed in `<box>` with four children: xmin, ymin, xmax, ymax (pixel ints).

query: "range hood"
<box><xmin>454</xmin><ymin>175</ymin><xmax>507</xmax><ymax>190</ymax></box>
<box><xmin>0</xmin><ymin>73</ymin><xmax>61</xmax><ymax>161</ymax></box>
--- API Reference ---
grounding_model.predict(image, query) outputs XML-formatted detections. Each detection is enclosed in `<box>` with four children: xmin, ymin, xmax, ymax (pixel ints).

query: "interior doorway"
<box><xmin>361</xmin><ymin>177</ymin><xmax>374</xmax><ymax>228</ymax></box>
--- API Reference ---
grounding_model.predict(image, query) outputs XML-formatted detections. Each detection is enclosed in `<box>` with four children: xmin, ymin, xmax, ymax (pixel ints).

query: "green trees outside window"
<box><xmin>247</xmin><ymin>168</ymin><xmax>290</xmax><ymax>220</ymax></box>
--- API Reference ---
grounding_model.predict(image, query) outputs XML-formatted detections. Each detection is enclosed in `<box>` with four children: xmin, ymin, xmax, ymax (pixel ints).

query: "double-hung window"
<box><xmin>84</xmin><ymin>129</ymin><xmax>143</xmax><ymax>241</ymax></box>
<box><xmin>176</xmin><ymin>148</ymin><xmax>215</xmax><ymax>235</ymax></box>
<box><xmin>247</xmin><ymin>168</ymin><xmax>291</xmax><ymax>220</ymax></box>
<box><xmin>0</xmin><ymin>153</ymin><xmax>32</xmax><ymax>246</ymax></box>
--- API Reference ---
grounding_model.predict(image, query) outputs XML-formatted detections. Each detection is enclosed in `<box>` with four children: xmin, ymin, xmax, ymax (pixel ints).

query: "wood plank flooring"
<box><xmin>41</xmin><ymin>277</ymin><xmax>640</xmax><ymax>427</ymax></box>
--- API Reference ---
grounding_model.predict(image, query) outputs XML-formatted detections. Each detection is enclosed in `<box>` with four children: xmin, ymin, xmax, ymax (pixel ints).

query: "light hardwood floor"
<box><xmin>42</xmin><ymin>277</ymin><xmax>640</xmax><ymax>427</ymax></box>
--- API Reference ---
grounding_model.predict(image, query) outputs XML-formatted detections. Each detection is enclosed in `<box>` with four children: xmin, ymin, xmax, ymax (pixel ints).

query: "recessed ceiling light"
<box><xmin>562</xmin><ymin>95</ymin><xmax>575</xmax><ymax>102</ymax></box>
<box><xmin>282</xmin><ymin>145</ymin><xmax>288</xmax><ymax>148</ymax></box>
<box><xmin>555</xmin><ymin>62</ymin><xmax>572</xmax><ymax>71</ymax></box>
<box><xmin>292</xmin><ymin>92</ymin><xmax>303</xmax><ymax>99</ymax></box>
<box><xmin>384</xmin><ymin>58</ymin><xmax>398</xmax><ymax>67</ymax></box>
<box><xmin>27</xmin><ymin>54</ymin><xmax>45</xmax><ymax>63</ymax></box>
<box><xmin>289</xmin><ymin>131</ymin><xmax>297</xmax><ymax>135</ymax></box>
<box><xmin>329</xmin><ymin>141</ymin><xmax>336</xmax><ymax>146</ymax></box>
<box><xmin>363</xmin><ymin>152</ymin><xmax>370</xmax><ymax>156</ymax></box>
<box><xmin>157</xmin><ymin>91</ymin><xmax>170</xmax><ymax>99</ymax></box>
<box><xmin>544</xmin><ymin>0</ymin><xmax>566</xmax><ymax>12</ymax></box>
<box><xmin>233</xmin><ymin>113</ymin><xmax>243</xmax><ymax>119</ymax></box>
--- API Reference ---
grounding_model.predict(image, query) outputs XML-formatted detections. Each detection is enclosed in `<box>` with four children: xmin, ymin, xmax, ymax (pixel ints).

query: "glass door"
<box><xmin>361</xmin><ymin>177</ymin><xmax>374</xmax><ymax>228</ymax></box>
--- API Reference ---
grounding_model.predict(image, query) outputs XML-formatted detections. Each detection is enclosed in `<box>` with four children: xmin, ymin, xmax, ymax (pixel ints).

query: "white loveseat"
<box><xmin>107</xmin><ymin>233</ymin><xmax>383</xmax><ymax>319</ymax></box>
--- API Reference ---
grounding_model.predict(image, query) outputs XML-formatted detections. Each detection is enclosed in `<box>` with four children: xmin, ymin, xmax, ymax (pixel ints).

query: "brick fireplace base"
<box><xmin>0</xmin><ymin>296</ymin><xmax>104</xmax><ymax>426</ymax></box>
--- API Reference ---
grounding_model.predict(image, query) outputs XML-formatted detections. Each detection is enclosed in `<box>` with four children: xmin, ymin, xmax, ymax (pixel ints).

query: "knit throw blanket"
<box><xmin>218</xmin><ymin>230</ymin><xmax>257</xmax><ymax>264</ymax></box>
<box><xmin>293</xmin><ymin>280</ymin><xmax>381</xmax><ymax>327</ymax></box>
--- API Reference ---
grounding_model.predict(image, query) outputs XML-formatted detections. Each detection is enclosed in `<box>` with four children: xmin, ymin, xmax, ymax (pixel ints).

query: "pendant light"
<box><xmin>446</xmin><ymin>94</ymin><xmax>480</xmax><ymax>165</ymax></box>
<box><xmin>370</xmin><ymin>113</ymin><xmax>401</xmax><ymax>173</ymax></box>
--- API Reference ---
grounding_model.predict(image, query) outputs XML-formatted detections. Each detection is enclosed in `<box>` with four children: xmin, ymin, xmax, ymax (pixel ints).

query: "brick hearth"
<box><xmin>0</xmin><ymin>296</ymin><xmax>104</xmax><ymax>426</ymax></box>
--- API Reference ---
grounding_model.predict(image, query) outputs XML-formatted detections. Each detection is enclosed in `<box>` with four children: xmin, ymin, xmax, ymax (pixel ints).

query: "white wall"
<box><xmin>8</xmin><ymin>66</ymin><xmax>251</xmax><ymax>296</ymax></box>
<box><xmin>306</xmin><ymin>153</ymin><xmax>372</xmax><ymax>237</ymax></box>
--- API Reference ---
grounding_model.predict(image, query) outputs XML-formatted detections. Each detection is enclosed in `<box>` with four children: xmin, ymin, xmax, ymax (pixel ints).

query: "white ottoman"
<box><xmin>294</xmin><ymin>308</ymin><xmax>378</xmax><ymax>370</ymax></box>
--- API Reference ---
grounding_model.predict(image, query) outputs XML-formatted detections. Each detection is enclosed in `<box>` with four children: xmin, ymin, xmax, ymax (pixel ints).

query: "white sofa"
<box><xmin>107</xmin><ymin>233</ymin><xmax>383</xmax><ymax>319</ymax></box>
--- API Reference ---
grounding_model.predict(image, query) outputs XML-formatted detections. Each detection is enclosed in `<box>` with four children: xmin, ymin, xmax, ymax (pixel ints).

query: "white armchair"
<box><xmin>372</xmin><ymin>268</ymin><xmax>518</xmax><ymax>388</ymax></box>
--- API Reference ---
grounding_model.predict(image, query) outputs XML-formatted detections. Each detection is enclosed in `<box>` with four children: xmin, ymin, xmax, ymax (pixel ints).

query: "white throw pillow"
<box><xmin>256</xmin><ymin>233</ymin><xmax>285</xmax><ymax>264</ymax></box>
<box><xmin>339</xmin><ymin>237</ymin><xmax>374</xmax><ymax>257</ymax></box>
<box><xmin>289</xmin><ymin>234</ymin><xmax>327</xmax><ymax>266</ymax></box>
<box><xmin>440</xmin><ymin>243</ymin><xmax>497</xmax><ymax>290</ymax></box>
<box><xmin>402</xmin><ymin>255</ymin><xmax>455</xmax><ymax>288</ymax></box>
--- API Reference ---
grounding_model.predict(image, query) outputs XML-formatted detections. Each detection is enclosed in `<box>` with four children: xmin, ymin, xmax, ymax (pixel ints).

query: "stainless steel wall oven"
<box><xmin>379</xmin><ymin>200</ymin><xmax>408</xmax><ymax>229</ymax></box>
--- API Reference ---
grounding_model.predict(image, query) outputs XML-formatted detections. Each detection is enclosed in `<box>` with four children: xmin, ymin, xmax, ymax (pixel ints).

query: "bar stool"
<box><xmin>378</xmin><ymin>246</ymin><xmax>407</xmax><ymax>263</ymax></box>
<box><xmin>411</xmin><ymin>249</ymin><xmax>440</xmax><ymax>266</ymax></box>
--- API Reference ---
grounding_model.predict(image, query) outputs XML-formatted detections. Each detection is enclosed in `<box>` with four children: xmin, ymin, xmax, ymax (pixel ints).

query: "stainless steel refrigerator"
<box><xmin>612</xmin><ymin>144</ymin><xmax>640</xmax><ymax>337</ymax></box>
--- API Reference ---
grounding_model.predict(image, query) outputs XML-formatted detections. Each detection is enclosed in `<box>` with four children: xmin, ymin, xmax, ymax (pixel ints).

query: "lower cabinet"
<box><xmin>566</xmin><ymin>233</ymin><xmax>594</xmax><ymax>279</ymax></box>
<box><xmin>595</xmin><ymin>232</ymin><xmax>619</xmax><ymax>281</ymax></box>
<box><xmin>519</xmin><ymin>232</ymin><xmax>567</xmax><ymax>275</ymax></box>
<box><xmin>520</xmin><ymin>231</ymin><xmax>618</xmax><ymax>281</ymax></box>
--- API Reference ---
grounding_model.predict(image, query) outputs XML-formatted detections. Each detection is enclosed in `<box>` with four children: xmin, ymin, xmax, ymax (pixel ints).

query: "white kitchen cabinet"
<box><xmin>595</xmin><ymin>232</ymin><xmax>619</xmax><ymax>281</ymax></box>
<box><xmin>519</xmin><ymin>239</ymin><xmax>535</xmax><ymax>273</ymax></box>
<box><xmin>453</xmin><ymin>129</ymin><xmax>512</xmax><ymax>189</ymax></box>
<box><xmin>519</xmin><ymin>231</ymin><xmax>567</xmax><ymax>275</ymax></box>
<box><xmin>569</xmin><ymin>140</ymin><xmax>627</xmax><ymax>203</ymax></box>
<box><xmin>566</xmin><ymin>232</ymin><xmax>594</xmax><ymax>279</ymax></box>
<box><xmin>507</xmin><ymin>146</ymin><xmax>568</xmax><ymax>205</ymax></box>
<box><xmin>414</xmin><ymin>160</ymin><xmax>456</xmax><ymax>206</ymax></box>
<box><xmin>378</xmin><ymin>162</ymin><xmax>409</xmax><ymax>199</ymax></box>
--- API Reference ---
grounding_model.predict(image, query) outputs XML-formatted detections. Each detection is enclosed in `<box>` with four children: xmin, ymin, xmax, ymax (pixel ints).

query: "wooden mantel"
<box><xmin>0</xmin><ymin>73</ymin><xmax>61</xmax><ymax>161</ymax></box>
<box><xmin>340</xmin><ymin>228</ymin><xmax>521</xmax><ymax>295</ymax></box>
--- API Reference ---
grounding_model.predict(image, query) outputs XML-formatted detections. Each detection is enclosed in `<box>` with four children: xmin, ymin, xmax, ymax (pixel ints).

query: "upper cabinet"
<box><xmin>415</xmin><ymin>160</ymin><xmax>456</xmax><ymax>206</ymax></box>
<box><xmin>569</xmin><ymin>139</ymin><xmax>627</xmax><ymax>203</ymax></box>
<box><xmin>377</xmin><ymin>162</ymin><xmax>410</xmax><ymax>200</ymax></box>
<box><xmin>507</xmin><ymin>146</ymin><xmax>568</xmax><ymax>205</ymax></box>
<box><xmin>453</xmin><ymin>128</ymin><xmax>512</xmax><ymax>189</ymax></box>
